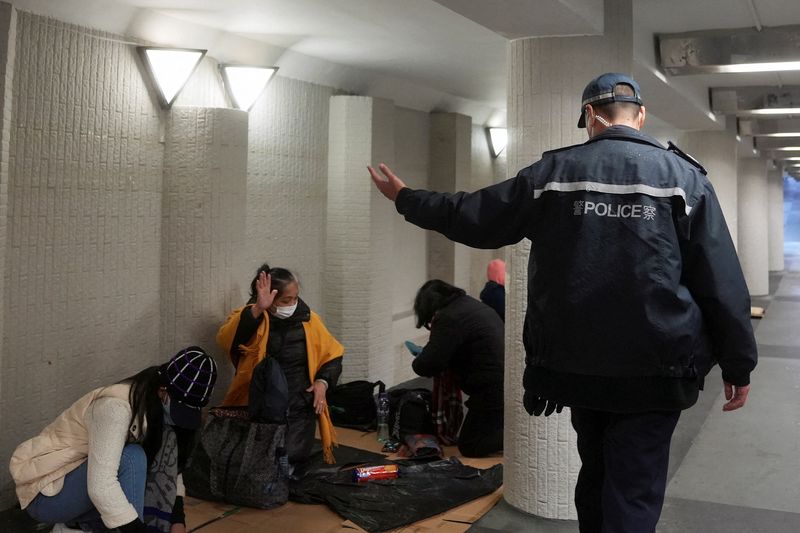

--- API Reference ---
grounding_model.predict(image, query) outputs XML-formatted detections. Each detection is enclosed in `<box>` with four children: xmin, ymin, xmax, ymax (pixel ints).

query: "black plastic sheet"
<box><xmin>292</xmin><ymin>451</ymin><xmax>503</xmax><ymax>532</ymax></box>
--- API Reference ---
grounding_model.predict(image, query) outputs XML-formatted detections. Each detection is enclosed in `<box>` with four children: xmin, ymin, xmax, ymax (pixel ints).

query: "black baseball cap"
<box><xmin>577</xmin><ymin>72</ymin><xmax>643</xmax><ymax>128</ymax></box>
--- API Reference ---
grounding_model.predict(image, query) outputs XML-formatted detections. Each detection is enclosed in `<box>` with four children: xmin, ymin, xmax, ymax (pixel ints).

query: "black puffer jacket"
<box><xmin>396</xmin><ymin>125</ymin><xmax>757</xmax><ymax>413</ymax></box>
<box><xmin>412</xmin><ymin>294</ymin><xmax>504</xmax><ymax>407</ymax></box>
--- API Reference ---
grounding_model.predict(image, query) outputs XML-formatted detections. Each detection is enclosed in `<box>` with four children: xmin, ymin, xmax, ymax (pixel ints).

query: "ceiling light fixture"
<box><xmin>740</xmin><ymin>108</ymin><xmax>800</xmax><ymax>116</ymax></box>
<box><xmin>714</xmin><ymin>61</ymin><xmax>800</xmax><ymax>73</ymax></box>
<box><xmin>487</xmin><ymin>128</ymin><xmax>507</xmax><ymax>158</ymax></box>
<box><xmin>138</xmin><ymin>47</ymin><xmax>206</xmax><ymax>109</ymax></box>
<box><xmin>221</xmin><ymin>65</ymin><xmax>279</xmax><ymax>111</ymax></box>
<box><xmin>754</xmin><ymin>132</ymin><xmax>800</xmax><ymax>137</ymax></box>
<box><xmin>770</xmin><ymin>146</ymin><xmax>800</xmax><ymax>151</ymax></box>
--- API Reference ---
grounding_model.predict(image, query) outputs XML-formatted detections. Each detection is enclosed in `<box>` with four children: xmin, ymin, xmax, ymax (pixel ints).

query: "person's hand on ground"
<box><xmin>722</xmin><ymin>381</ymin><xmax>750</xmax><ymax>411</ymax></box>
<box><xmin>368</xmin><ymin>163</ymin><xmax>407</xmax><ymax>202</ymax></box>
<box><xmin>170</xmin><ymin>523</ymin><xmax>186</xmax><ymax>533</ymax></box>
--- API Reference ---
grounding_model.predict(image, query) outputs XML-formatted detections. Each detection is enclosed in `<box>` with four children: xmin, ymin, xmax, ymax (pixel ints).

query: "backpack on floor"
<box><xmin>389</xmin><ymin>388</ymin><xmax>434</xmax><ymax>441</ymax></box>
<box><xmin>326</xmin><ymin>380</ymin><xmax>385</xmax><ymax>430</ymax></box>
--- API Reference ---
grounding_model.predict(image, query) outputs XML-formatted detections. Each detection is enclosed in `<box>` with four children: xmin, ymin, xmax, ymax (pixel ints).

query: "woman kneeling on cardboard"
<box><xmin>217</xmin><ymin>263</ymin><xmax>344</xmax><ymax>468</ymax></box>
<box><xmin>9</xmin><ymin>347</ymin><xmax>218</xmax><ymax>533</ymax></box>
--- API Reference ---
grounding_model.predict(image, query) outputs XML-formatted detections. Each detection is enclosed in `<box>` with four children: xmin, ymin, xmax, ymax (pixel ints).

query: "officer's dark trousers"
<box><xmin>570</xmin><ymin>408</ymin><xmax>680</xmax><ymax>533</ymax></box>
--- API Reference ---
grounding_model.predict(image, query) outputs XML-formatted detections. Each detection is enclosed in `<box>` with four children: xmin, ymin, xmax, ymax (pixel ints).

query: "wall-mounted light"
<box><xmin>487</xmin><ymin>127</ymin><xmax>507</xmax><ymax>158</ymax></box>
<box><xmin>220</xmin><ymin>65</ymin><xmax>278</xmax><ymax>111</ymax></box>
<box><xmin>137</xmin><ymin>47</ymin><xmax>206</xmax><ymax>109</ymax></box>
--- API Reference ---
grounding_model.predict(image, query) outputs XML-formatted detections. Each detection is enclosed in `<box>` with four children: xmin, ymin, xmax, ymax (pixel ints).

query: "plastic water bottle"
<box><xmin>376</xmin><ymin>391</ymin><xmax>390</xmax><ymax>443</ymax></box>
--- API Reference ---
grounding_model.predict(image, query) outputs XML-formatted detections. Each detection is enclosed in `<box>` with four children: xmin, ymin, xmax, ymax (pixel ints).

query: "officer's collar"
<box><xmin>585</xmin><ymin>124</ymin><xmax>665</xmax><ymax>150</ymax></box>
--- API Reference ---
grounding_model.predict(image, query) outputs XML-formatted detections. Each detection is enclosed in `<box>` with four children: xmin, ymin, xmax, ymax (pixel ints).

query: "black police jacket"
<box><xmin>395</xmin><ymin>125</ymin><xmax>757</xmax><ymax>412</ymax></box>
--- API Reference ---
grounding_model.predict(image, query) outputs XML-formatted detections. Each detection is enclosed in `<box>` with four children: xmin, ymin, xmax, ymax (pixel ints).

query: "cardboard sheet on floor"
<box><xmin>184</xmin><ymin>427</ymin><xmax>503</xmax><ymax>532</ymax></box>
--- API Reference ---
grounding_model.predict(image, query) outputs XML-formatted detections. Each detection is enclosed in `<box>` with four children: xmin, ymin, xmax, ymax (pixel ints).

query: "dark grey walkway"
<box><xmin>470</xmin><ymin>180</ymin><xmax>800</xmax><ymax>533</ymax></box>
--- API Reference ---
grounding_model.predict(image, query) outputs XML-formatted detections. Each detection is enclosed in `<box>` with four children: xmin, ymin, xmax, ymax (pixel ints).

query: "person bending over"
<box><xmin>10</xmin><ymin>347</ymin><xmax>218</xmax><ymax>533</ymax></box>
<box><xmin>412</xmin><ymin>279</ymin><xmax>504</xmax><ymax>457</ymax></box>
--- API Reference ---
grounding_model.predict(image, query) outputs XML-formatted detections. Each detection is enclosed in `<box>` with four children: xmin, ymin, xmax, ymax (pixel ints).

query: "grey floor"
<box><xmin>471</xmin><ymin>180</ymin><xmax>800</xmax><ymax>533</ymax></box>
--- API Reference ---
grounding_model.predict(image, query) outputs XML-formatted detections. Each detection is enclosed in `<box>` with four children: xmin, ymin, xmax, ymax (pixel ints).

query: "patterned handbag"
<box><xmin>183</xmin><ymin>407</ymin><xmax>290</xmax><ymax>509</ymax></box>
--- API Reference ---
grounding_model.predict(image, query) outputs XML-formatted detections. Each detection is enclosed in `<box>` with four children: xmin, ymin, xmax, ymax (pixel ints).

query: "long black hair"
<box><xmin>122</xmin><ymin>366</ymin><xmax>164</xmax><ymax>468</ymax></box>
<box><xmin>247</xmin><ymin>262</ymin><xmax>299</xmax><ymax>304</ymax></box>
<box><xmin>413</xmin><ymin>279</ymin><xmax>466</xmax><ymax>329</ymax></box>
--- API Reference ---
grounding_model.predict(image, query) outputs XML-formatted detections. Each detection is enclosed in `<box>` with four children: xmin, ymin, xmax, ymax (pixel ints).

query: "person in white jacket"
<box><xmin>9</xmin><ymin>346</ymin><xmax>217</xmax><ymax>533</ymax></box>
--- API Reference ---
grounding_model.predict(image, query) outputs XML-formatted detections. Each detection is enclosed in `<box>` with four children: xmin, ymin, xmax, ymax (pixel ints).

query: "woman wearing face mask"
<box><xmin>9</xmin><ymin>347</ymin><xmax>217</xmax><ymax>533</ymax></box>
<box><xmin>217</xmin><ymin>263</ymin><xmax>344</xmax><ymax>467</ymax></box>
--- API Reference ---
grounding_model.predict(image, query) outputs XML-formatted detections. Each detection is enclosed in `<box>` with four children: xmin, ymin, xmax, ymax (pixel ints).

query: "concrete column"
<box><xmin>429</xmin><ymin>112</ymin><xmax>472</xmax><ymax>289</ymax></box>
<box><xmin>161</xmin><ymin>107</ymin><xmax>249</xmax><ymax>397</ymax></box>
<box><xmin>505</xmin><ymin>0</ymin><xmax>633</xmax><ymax>519</ymax></box>
<box><xmin>768</xmin><ymin>167</ymin><xmax>785</xmax><ymax>272</ymax></box>
<box><xmin>0</xmin><ymin>1</ymin><xmax>15</xmax><ymax>509</ymax></box>
<box><xmin>737</xmin><ymin>158</ymin><xmax>769</xmax><ymax>295</ymax></box>
<box><xmin>325</xmin><ymin>96</ymin><xmax>394</xmax><ymax>383</ymax></box>
<box><xmin>684</xmin><ymin>130</ymin><xmax>739</xmax><ymax>246</ymax></box>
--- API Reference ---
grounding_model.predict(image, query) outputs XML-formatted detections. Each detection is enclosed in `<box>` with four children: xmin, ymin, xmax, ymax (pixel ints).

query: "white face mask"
<box><xmin>272</xmin><ymin>302</ymin><xmax>298</xmax><ymax>319</ymax></box>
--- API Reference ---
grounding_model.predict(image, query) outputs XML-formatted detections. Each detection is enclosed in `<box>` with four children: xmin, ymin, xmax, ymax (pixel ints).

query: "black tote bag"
<box><xmin>184</xmin><ymin>407</ymin><xmax>289</xmax><ymax>509</ymax></box>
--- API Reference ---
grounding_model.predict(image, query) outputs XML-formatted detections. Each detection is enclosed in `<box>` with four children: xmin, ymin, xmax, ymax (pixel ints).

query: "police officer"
<box><xmin>368</xmin><ymin>72</ymin><xmax>757</xmax><ymax>533</ymax></box>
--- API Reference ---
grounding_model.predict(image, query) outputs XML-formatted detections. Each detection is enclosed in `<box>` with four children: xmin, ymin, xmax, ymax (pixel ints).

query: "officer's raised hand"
<box><xmin>368</xmin><ymin>163</ymin><xmax>407</xmax><ymax>202</ymax></box>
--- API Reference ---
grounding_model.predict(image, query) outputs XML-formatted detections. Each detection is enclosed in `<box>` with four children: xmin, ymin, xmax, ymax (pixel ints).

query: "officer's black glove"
<box><xmin>523</xmin><ymin>390</ymin><xmax>564</xmax><ymax>417</ymax></box>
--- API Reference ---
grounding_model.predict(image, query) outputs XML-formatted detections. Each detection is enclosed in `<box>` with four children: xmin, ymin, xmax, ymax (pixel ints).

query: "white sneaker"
<box><xmin>51</xmin><ymin>524</ymin><xmax>83</xmax><ymax>533</ymax></box>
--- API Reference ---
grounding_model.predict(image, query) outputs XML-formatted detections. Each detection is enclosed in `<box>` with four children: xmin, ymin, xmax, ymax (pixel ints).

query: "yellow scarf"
<box><xmin>217</xmin><ymin>305</ymin><xmax>344</xmax><ymax>464</ymax></box>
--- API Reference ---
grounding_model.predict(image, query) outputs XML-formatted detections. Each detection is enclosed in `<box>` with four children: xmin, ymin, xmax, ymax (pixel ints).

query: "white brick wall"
<box><xmin>161</xmin><ymin>107</ymin><xmax>248</xmax><ymax>403</ymax></box>
<box><xmin>242</xmin><ymin>76</ymin><xmax>334</xmax><ymax>312</ymax></box>
<box><xmin>768</xmin><ymin>169</ymin><xmax>784</xmax><ymax>272</ymax></box>
<box><xmin>685</xmin><ymin>130</ymin><xmax>739</xmax><ymax>246</ymax></box>
<box><xmin>0</xmin><ymin>12</ymin><xmax>164</xmax><ymax>506</ymax></box>
<box><xmin>504</xmin><ymin>0</ymin><xmax>634</xmax><ymax>518</ymax></box>
<box><xmin>738</xmin><ymin>158</ymin><xmax>769</xmax><ymax>296</ymax></box>
<box><xmin>390</xmin><ymin>107</ymin><xmax>430</xmax><ymax>385</ymax></box>
<box><xmin>325</xmin><ymin>96</ymin><xmax>394</xmax><ymax>383</ymax></box>
<box><xmin>0</xmin><ymin>2</ymin><xmax>16</xmax><ymax>508</ymax></box>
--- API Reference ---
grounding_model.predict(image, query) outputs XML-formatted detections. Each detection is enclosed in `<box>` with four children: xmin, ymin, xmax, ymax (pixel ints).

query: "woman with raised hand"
<box><xmin>217</xmin><ymin>263</ymin><xmax>344</xmax><ymax>467</ymax></box>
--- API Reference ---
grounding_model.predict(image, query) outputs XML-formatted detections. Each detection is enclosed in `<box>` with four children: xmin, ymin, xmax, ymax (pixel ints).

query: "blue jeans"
<box><xmin>26</xmin><ymin>444</ymin><xmax>146</xmax><ymax>529</ymax></box>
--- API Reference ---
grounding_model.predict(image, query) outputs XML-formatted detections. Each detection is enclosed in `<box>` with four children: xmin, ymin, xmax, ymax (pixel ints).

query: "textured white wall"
<box><xmin>0</xmin><ymin>2</ymin><xmax>15</xmax><ymax>508</ymax></box>
<box><xmin>684</xmin><ymin>130</ymin><xmax>739</xmax><ymax>246</ymax></box>
<box><xmin>390</xmin><ymin>106</ymin><xmax>430</xmax><ymax>385</ymax></box>
<box><xmin>161</xmin><ymin>107</ymin><xmax>248</xmax><ymax>403</ymax></box>
<box><xmin>242</xmin><ymin>77</ymin><xmax>334</xmax><ymax>312</ymax></box>
<box><xmin>738</xmin><ymin>158</ymin><xmax>770</xmax><ymax>295</ymax></box>
<box><xmin>429</xmin><ymin>112</ymin><xmax>472</xmax><ymax>289</ymax></box>
<box><xmin>505</xmin><ymin>0</ymin><xmax>634</xmax><ymax>519</ymax></box>
<box><xmin>173</xmin><ymin>57</ymin><xmax>228</xmax><ymax>109</ymax></box>
<box><xmin>469</xmin><ymin>123</ymin><xmax>505</xmax><ymax>299</ymax></box>
<box><xmin>325</xmin><ymin>96</ymin><xmax>394</xmax><ymax>383</ymax></box>
<box><xmin>768</xmin><ymin>169</ymin><xmax>785</xmax><ymax>272</ymax></box>
<box><xmin>0</xmin><ymin>12</ymin><xmax>164</xmax><ymax>506</ymax></box>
